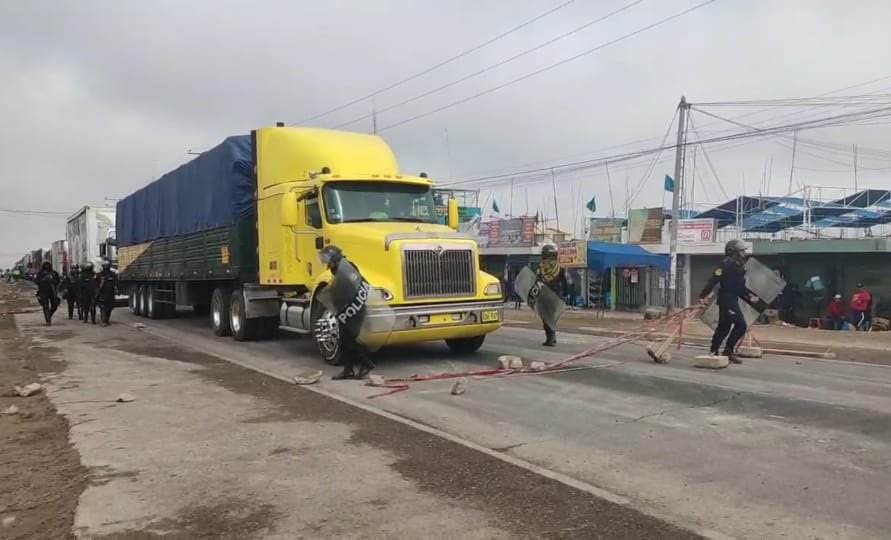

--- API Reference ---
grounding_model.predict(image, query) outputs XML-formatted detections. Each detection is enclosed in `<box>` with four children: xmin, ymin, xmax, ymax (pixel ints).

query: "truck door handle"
<box><xmin>315</xmin><ymin>237</ymin><xmax>324</xmax><ymax>250</ymax></box>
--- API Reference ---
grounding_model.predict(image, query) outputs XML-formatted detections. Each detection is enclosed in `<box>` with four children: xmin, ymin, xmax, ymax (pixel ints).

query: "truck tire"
<box><xmin>310</xmin><ymin>291</ymin><xmax>344</xmax><ymax>366</ymax></box>
<box><xmin>140</xmin><ymin>285</ymin><xmax>151</xmax><ymax>318</ymax></box>
<box><xmin>229</xmin><ymin>289</ymin><xmax>258</xmax><ymax>342</ymax></box>
<box><xmin>445</xmin><ymin>335</ymin><xmax>486</xmax><ymax>355</ymax></box>
<box><xmin>145</xmin><ymin>285</ymin><xmax>159</xmax><ymax>319</ymax></box>
<box><xmin>129</xmin><ymin>287</ymin><xmax>141</xmax><ymax>315</ymax></box>
<box><xmin>210</xmin><ymin>287</ymin><xmax>232</xmax><ymax>337</ymax></box>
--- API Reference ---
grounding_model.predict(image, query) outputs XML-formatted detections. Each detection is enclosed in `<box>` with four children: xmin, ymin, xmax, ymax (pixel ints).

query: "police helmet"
<box><xmin>83</xmin><ymin>262</ymin><xmax>94</xmax><ymax>272</ymax></box>
<box><xmin>724</xmin><ymin>239</ymin><xmax>747</xmax><ymax>258</ymax></box>
<box><xmin>541</xmin><ymin>244</ymin><xmax>558</xmax><ymax>259</ymax></box>
<box><xmin>319</xmin><ymin>245</ymin><xmax>344</xmax><ymax>267</ymax></box>
<box><xmin>102</xmin><ymin>260</ymin><xmax>112</xmax><ymax>270</ymax></box>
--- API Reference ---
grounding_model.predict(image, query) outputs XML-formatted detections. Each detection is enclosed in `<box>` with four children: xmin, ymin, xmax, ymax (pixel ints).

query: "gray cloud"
<box><xmin>3</xmin><ymin>0</ymin><xmax>891</xmax><ymax>265</ymax></box>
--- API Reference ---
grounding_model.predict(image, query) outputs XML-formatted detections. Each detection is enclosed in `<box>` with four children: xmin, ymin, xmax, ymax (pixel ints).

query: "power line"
<box><xmin>334</xmin><ymin>0</ymin><xmax>647</xmax><ymax>129</ymax></box>
<box><xmin>449</xmin><ymin>102</ymin><xmax>891</xmax><ymax>189</ymax></box>
<box><xmin>0</xmin><ymin>208</ymin><xmax>70</xmax><ymax>217</ymax></box>
<box><xmin>293</xmin><ymin>0</ymin><xmax>578</xmax><ymax>125</ymax></box>
<box><xmin>377</xmin><ymin>0</ymin><xmax>722</xmax><ymax>132</ymax></box>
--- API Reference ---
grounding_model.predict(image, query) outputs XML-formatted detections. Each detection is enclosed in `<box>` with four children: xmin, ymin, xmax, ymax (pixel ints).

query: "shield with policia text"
<box><xmin>315</xmin><ymin>260</ymin><xmax>396</xmax><ymax>353</ymax></box>
<box><xmin>514</xmin><ymin>266</ymin><xmax>566</xmax><ymax>330</ymax></box>
<box><xmin>700</xmin><ymin>256</ymin><xmax>786</xmax><ymax>330</ymax></box>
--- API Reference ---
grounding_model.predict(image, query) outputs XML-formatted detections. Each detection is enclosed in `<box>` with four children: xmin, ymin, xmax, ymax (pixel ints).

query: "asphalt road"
<box><xmin>114</xmin><ymin>307</ymin><xmax>891</xmax><ymax>539</ymax></box>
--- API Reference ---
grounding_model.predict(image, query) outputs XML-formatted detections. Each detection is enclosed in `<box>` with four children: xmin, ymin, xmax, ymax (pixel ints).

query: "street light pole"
<box><xmin>668</xmin><ymin>96</ymin><xmax>689</xmax><ymax>312</ymax></box>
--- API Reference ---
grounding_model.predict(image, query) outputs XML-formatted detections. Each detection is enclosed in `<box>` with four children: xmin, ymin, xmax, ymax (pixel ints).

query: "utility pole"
<box><xmin>853</xmin><ymin>143</ymin><xmax>859</xmax><ymax>190</ymax></box>
<box><xmin>668</xmin><ymin>96</ymin><xmax>688</xmax><ymax>312</ymax></box>
<box><xmin>550</xmin><ymin>168</ymin><xmax>560</xmax><ymax>233</ymax></box>
<box><xmin>605</xmin><ymin>162</ymin><xmax>616</xmax><ymax>218</ymax></box>
<box><xmin>787</xmin><ymin>130</ymin><xmax>798</xmax><ymax>194</ymax></box>
<box><xmin>372</xmin><ymin>100</ymin><xmax>378</xmax><ymax>134</ymax></box>
<box><xmin>509</xmin><ymin>178</ymin><xmax>514</xmax><ymax>218</ymax></box>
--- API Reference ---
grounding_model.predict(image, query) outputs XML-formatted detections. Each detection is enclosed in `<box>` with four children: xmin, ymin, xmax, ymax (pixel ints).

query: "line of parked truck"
<box><xmin>12</xmin><ymin>126</ymin><xmax>504</xmax><ymax>364</ymax></box>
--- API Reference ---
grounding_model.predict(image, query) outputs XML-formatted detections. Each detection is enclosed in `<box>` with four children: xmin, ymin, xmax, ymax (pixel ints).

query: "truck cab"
<box><xmin>255</xmin><ymin>127</ymin><xmax>503</xmax><ymax>363</ymax></box>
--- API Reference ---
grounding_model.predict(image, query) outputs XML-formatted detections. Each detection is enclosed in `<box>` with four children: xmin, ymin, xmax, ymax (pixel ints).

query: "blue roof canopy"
<box><xmin>586</xmin><ymin>241</ymin><xmax>670</xmax><ymax>273</ymax></box>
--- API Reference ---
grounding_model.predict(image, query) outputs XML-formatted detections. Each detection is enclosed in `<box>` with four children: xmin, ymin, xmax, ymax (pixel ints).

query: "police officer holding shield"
<box><xmin>536</xmin><ymin>244</ymin><xmax>568</xmax><ymax>346</ymax></box>
<box><xmin>318</xmin><ymin>245</ymin><xmax>375</xmax><ymax>380</ymax></box>
<box><xmin>698</xmin><ymin>239</ymin><xmax>759</xmax><ymax>364</ymax></box>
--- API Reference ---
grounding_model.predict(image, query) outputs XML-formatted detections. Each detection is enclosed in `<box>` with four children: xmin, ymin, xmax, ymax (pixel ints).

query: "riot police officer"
<box><xmin>96</xmin><ymin>261</ymin><xmax>118</xmax><ymax>326</ymax></box>
<box><xmin>79</xmin><ymin>262</ymin><xmax>98</xmax><ymax>324</ymax></box>
<box><xmin>536</xmin><ymin>244</ymin><xmax>568</xmax><ymax>346</ymax></box>
<box><xmin>318</xmin><ymin>245</ymin><xmax>375</xmax><ymax>380</ymax></box>
<box><xmin>698</xmin><ymin>239</ymin><xmax>758</xmax><ymax>364</ymax></box>
<box><xmin>35</xmin><ymin>262</ymin><xmax>61</xmax><ymax>325</ymax></box>
<box><xmin>61</xmin><ymin>265</ymin><xmax>81</xmax><ymax>320</ymax></box>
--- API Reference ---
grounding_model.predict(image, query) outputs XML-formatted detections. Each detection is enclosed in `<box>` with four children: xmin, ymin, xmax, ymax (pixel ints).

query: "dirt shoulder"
<box><xmin>504</xmin><ymin>306</ymin><xmax>891</xmax><ymax>365</ymax></box>
<box><xmin>0</xmin><ymin>282</ymin><xmax>87</xmax><ymax>540</ymax></box>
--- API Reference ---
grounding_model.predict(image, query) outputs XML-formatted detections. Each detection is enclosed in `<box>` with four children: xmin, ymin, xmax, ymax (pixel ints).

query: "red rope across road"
<box><xmin>365</xmin><ymin>305</ymin><xmax>705</xmax><ymax>398</ymax></box>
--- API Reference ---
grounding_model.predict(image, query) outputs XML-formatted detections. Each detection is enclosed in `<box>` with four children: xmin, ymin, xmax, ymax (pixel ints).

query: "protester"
<box><xmin>536</xmin><ymin>244</ymin><xmax>568</xmax><ymax>347</ymax></box>
<box><xmin>35</xmin><ymin>261</ymin><xmax>61</xmax><ymax>325</ymax></box>
<box><xmin>850</xmin><ymin>283</ymin><xmax>871</xmax><ymax>331</ymax></box>
<box><xmin>826</xmin><ymin>293</ymin><xmax>845</xmax><ymax>330</ymax></box>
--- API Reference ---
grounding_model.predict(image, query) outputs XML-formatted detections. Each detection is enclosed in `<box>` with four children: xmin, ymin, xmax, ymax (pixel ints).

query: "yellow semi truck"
<box><xmin>117</xmin><ymin>125</ymin><xmax>503</xmax><ymax>363</ymax></box>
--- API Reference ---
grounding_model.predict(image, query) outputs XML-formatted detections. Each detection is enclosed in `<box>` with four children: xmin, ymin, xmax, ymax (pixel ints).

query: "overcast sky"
<box><xmin>3</xmin><ymin>0</ymin><xmax>891</xmax><ymax>266</ymax></box>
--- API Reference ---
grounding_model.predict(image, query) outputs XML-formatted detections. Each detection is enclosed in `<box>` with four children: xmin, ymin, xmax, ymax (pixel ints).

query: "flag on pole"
<box><xmin>664</xmin><ymin>174</ymin><xmax>675</xmax><ymax>192</ymax></box>
<box><xmin>492</xmin><ymin>199</ymin><xmax>500</xmax><ymax>213</ymax></box>
<box><xmin>586</xmin><ymin>196</ymin><xmax>597</xmax><ymax>213</ymax></box>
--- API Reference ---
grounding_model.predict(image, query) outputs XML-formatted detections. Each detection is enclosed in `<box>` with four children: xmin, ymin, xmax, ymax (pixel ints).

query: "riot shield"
<box><xmin>315</xmin><ymin>260</ymin><xmax>395</xmax><ymax>352</ymax></box>
<box><xmin>514</xmin><ymin>266</ymin><xmax>566</xmax><ymax>330</ymax></box>
<box><xmin>700</xmin><ymin>256</ymin><xmax>787</xmax><ymax>330</ymax></box>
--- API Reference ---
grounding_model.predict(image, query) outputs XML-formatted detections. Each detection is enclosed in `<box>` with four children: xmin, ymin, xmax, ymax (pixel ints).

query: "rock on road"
<box><xmin>16</xmin><ymin>302</ymin><xmax>891</xmax><ymax>539</ymax></box>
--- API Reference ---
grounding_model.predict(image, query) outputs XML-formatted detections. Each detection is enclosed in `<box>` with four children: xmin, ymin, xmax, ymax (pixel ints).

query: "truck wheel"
<box><xmin>310</xmin><ymin>292</ymin><xmax>344</xmax><ymax>366</ymax></box>
<box><xmin>140</xmin><ymin>285</ymin><xmax>152</xmax><ymax>317</ymax></box>
<box><xmin>445</xmin><ymin>335</ymin><xmax>486</xmax><ymax>355</ymax></box>
<box><xmin>229</xmin><ymin>289</ymin><xmax>257</xmax><ymax>342</ymax></box>
<box><xmin>130</xmin><ymin>287</ymin><xmax>141</xmax><ymax>315</ymax></box>
<box><xmin>145</xmin><ymin>286</ymin><xmax>159</xmax><ymax>319</ymax></box>
<box><xmin>210</xmin><ymin>287</ymin><xmax>232</xmax><ymax>337</ymax></box>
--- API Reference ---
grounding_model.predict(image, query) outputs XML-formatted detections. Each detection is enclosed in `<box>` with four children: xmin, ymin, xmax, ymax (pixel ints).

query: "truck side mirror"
<box><xmin>447</xmin><ymin>198</ymin><xmax>459</xmax><ymax>230</ymax></box>
<box><xmin>280</xmin><ymin>192</ymin><xmax>299</xmax><ymax>226</ymax></box>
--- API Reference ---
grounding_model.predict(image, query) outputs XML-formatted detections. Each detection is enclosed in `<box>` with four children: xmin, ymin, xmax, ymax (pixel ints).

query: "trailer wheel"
<box><xmin>140</xmin><ymin>285</ymin><xmax>151</xmax><ymax>317</ymax></box>
<box><xmin>145</xmin><ymin>285</ymin><xmax>160</xmax><ymax>319</ymax></box>
<box><xmin>210</xmin><ymin>287</ymin><xmax>231</xmax><ymax>337</ymax></box>
<box><xmin>229</xmin><ymin>289</ymin><xmax>257</xmax><ymax>342</ymax></box>
<box><xmin>445</xmin><ymin>335</ymin><xmax>486</xmax><ymax>355</ymax></box>
<box><xmin>310</xmin><ymin>290</ymin><xmax>344</xmax><ymax>366</ymax></box>
<box><xmin>129</xmin><ymin>287</ymin><xmax>141</xmax><ymax>315</ymax></box>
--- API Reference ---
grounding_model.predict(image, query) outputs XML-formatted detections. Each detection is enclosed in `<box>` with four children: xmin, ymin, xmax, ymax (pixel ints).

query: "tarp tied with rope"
<box><xmin>585</xmin><ymin>242</ymin><xmax>670</xmax><ymax>273</ymax></box>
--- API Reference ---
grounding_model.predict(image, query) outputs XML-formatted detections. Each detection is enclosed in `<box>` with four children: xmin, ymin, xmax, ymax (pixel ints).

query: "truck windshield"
<box><xmin>322</xmin><ymin>181</ymin><xmax>438</xmax><ymax>224</ymax></box>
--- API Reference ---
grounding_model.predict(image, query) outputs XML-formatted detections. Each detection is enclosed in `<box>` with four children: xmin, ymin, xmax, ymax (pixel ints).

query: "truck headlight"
<box><xmin>374</xmin><ymin>287</ymin><xmax>394</xmax><ymax>301</ymax></box>
<box><xmin>484</xmin><ymin>283</ymin><xmax>501</xmax><ymax>296</ymax></box>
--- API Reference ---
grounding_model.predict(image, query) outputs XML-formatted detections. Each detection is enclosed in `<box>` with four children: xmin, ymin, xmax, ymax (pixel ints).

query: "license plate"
<box><xmin>481</xmin><ymin>310</ymin><xmax>499</xmax><ymax>323</ymax></box>
<box><xmin>427</xmin><ymin>314</ymin><xmax>453</xmax><ymax>325</ymax></box>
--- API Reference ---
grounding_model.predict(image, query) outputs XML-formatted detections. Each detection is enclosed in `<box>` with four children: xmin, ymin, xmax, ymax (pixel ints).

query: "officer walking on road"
<box><xmin>536</xmin><ymin>244</ymin><xmax>568</xmax><ymax>347</ymax></box>
<box><xmin>61</xmin><ymin>265</ymin><xmax>81</xmax><ymax>320</ymax></box>
<box><xmin>79</xmin><ymin>262</ymin><xmax>98</xmax><ymax>324</ymax></box>
<box><xmin>96</xmin><ymin>261</ymin><xmax>118</xmax><ymax>326</ymax></box>
<box><xmin>35</xmin><ymin>261</ymin><xmax>61</xmax><ymax>325</ymax></box>
<box><xmin>698</xmin><ymin>239</ymin><xmax>759</xmax><ymax>364</ymax></box>
<box><xmin>318</xmin><ymin>245</ymin><xmax>375</xmax><ymax>381</ymax></box>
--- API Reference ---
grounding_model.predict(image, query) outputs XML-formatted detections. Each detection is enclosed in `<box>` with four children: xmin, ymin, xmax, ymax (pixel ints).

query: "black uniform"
<box><xmin>96</xmin><ymin>268</ymin><xmax>118</xmax><ymax>325</ymax></box>
<box><xmin>35</xmin><ymin>268</ymin><xmax>61</xmax><ymax>325</ymax></box>
<box><xmin>79</xmin><ymin>268</ymin><xmax>98</xmax><ymax>324</ymax></box>
<box><xmin>61</xmin><ymin>271</ymin><xmax>80</xmax><ymax>319</ymax></box>
<box><xmin>536</xmin><ymin>263</ymin><xmax>568</xmax><ymax>346</ymax></box>
<box><xmin>699</xmin><ymin>257</ymin><xmax>750</xmax><ymax>357</ymax></box>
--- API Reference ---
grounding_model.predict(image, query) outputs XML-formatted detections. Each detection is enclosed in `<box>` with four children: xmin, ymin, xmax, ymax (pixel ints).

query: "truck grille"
<box><xmin>403</xmin><ymin>247</ymin><xmax>475</xmax><ymax>299</ymax></box>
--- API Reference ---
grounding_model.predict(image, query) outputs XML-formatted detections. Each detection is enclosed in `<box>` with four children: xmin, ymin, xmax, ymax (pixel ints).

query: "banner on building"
<box><xmin>588</xmin><ymin>218</ymin><xmax>623</xmax><ymax>242</ymax></box>
<box><xmin>558</xmin><ymin>240</ymin><xmax>587</xmax><ymax>268</ymax></box>
<box><xmin>487</xmin><ymin>217</ymin><xmax>536</xmax><ymax>246</ymax></box>
<box><xmin>677</xmin><ymin>218</ymin><xmax>716</xmax><ymax>243</ymax></box>
<box><xmin>628</xmin><ymin>208</ymin><xmax>664</xmax><ymax>244</ymax></box>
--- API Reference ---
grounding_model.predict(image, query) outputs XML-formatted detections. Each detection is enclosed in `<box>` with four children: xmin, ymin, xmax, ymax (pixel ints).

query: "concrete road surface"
<box><xmin>27</xmin><ymin>305</ymin><xmax>891</xmax><ymax>539</ymax></box>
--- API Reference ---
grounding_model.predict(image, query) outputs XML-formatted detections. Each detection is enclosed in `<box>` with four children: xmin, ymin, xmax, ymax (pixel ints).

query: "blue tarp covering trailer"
<box><xmin>116</xmin><ymin>136</ymin><xmax>255</xmax><ymax>247</ymax></box>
